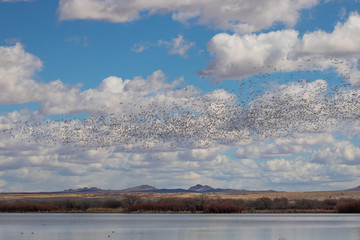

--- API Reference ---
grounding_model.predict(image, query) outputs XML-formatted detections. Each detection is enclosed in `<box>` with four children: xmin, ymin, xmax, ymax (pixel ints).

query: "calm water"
<box><xmin>0</xmin><ymin>213</ymin><xmax>360</xmax><ymax>240</ymax></box>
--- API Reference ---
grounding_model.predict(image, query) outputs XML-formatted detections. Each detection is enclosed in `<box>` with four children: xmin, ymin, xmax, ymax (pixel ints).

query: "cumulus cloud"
<box><xmin>207</xmin><ymin>154</ymin><xmax>360</xmax><ymax>190</ymax></box>
<box><xmin>259</xmin><ymin>157</ymin><xmax>360</xmax><ymax>189</ymax></box>
<box><xmin>200</xmin><ymin>12</ymin><xmax>360</xmax><ymax>83</ymax></box>
<box><xmin>39</xmin><ymin>70</ymin><xmax>186</xmax><ymax>115</ymax></box>
<box><xmin>274</xmin><ymin>133</ymin><xmax>335</xmax><ymax>146</ymax></box>
<box><xmin>0</xmin><ymin>43</ymin><xmax>79</xmax><ymax>105</ymax></box>
<box><xmin>178</xmin><ymin>147</ymin><xmax>228</xmax><ymax>162</ymax></box>
<box><xmin>260</xmin><ymin>159</ymin><xmax>325</xmax><ymax>184</ymax></box>
<box><xmin>235</xmin><ymin>133</ymin><xmax>335</xmax><ymax>159</ymax></box>
<box><xmin>57</xmin><ymin>0</ymin><xmax>318</xmax><ymax>33</ymax></box>
<box><xmin>301</xmin><ymin>12</ymin><xmax>360</xmax><ymax>57</ymax></box>
<box><xmin>312</xmin><ymin>141</ymin><xmax>360</xmax><ymax>165</ymax></box>
<box><xmin>0</xmin><ymin>43</ymin><xmax>193</xmax><ymax>115</ymax></box>
<box><xmin>236</xmin><ymin>143</ymin><xmax>308</xmax><ymax>159</ymax></box>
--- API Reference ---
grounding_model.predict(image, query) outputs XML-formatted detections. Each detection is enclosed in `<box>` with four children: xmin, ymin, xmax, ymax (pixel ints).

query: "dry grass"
<box><xmin>1</xmin><ymin>191</ymin><xmax>359</xmax><ymax>202</ymax></box>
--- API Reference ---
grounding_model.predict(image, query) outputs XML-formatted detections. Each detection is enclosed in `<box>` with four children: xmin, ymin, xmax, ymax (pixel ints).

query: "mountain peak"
<box><xmin>122</xmin><ymin>184</ymin><xmax>157</xmax><ymax>192</ymax></box>
<box><xmin>63</xmin><ymin>187</ymin><xmax>104</xmax><ymax>193</ymax></box>
<box><xmin>188</xmin><ymin>184</ymin><xmax>214</xmax><ymax>192</ymax></box>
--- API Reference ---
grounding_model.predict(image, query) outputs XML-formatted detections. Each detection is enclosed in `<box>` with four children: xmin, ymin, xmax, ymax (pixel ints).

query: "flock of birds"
<box><xmin>2</xmin><ymin>58</ymin><xmax>360</xmax><ymax>153</ymax></box>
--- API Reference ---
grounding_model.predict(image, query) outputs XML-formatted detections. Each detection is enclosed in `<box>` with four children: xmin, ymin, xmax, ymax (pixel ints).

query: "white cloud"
<box><xmin>312</xmin><ymin>141</ymin><xmax>360</xmax><ymax>165</ymax></box>
<box><xmin>276</xmin><ymin>133</ymin><xmax>335</xmax><ymax>146</ymax></box>
<box><xmin>178</xmin><ymin>147</ymin><xmax>228</xmax><ymax>162</ymax></box>
<box><xmin>236</xmin><ymin>142</ymin><xmax>308</xmax><ymax>159</ymax></box>
<box><xmin>301</xmin><ymin>12</ymin><xmax>360</xmax><ymax>57</ymax></box>
<box><xmin>158</xmin><ymin>34</ymin><xmax>195</xmax><ymax>58</ymax></box>
<box><xmin>131</xmin><ymin>35</ymin><xmax>195</xmax><ymax>57</ymax></box>
<box><xmin>261</xmin><ymin>158</ymin><xmax>292</xmax><ymax>172</ymax></box>
<box><xmin>0</xmin><ymin>43</ymin><xmax>79</xmax><ymax>105</ymax></box>
<box><xmin>235</xmin><ymin>133</ymin><xmax>335</xmax><ymax>160</ymax></box>
<box><xmin>1</xmin><ymin>0</ymin><xmax>34</xmax><ymax>2</ymax></box>
<box><xmin>199</xmin><ymin>29</ymin><xmax>301</xmax><ymax>80</ymax></box>
<box><xmin>58</xmin><ymin>0</ymin><xmax>318</xmax><ymax>33</ymax></box>
<box><xmin>200</xmin><ymin>12</ymin><xmax>360</xmax><ymax>83</ymax></box>
<box><xmin>0</xmin><ymin>44</ymin><xmax>191</xmax><ymax>116</ymax></box>
<box><xmin>0</xmin><ymin>43</ymin><xmax>42</xmax><ymax>103</ymax></box>
<box><xmin>39</xmin><ymin>70</ymin><xmax>184</xmax><ymax>115</ymax></box>
<box><xmin>260</xmin><ymin>157</ymin><xmax>360</xmax><ymax>189</ymax></box>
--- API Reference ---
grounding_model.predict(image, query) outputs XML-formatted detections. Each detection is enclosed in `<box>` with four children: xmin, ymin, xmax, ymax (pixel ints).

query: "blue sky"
<box><xmin>0</xmin><ymin>0</ymin><xmax>360</xmax><ymax>192</ymax></box>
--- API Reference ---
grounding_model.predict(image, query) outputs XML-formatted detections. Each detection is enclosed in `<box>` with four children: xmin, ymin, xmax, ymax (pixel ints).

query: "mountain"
<box><xmin>1</xmin><ymin>184</ymin><xmax>277</xmax><ymax>194</ymax></box>
<box><xmin>60</xmin><ymin>184</ymin><xmax>247</xmax><ymax>194</ymax></box>
<box><xmin>62</xmin><ymin>187</ymin><xmax>108</xmax><ymax>194</ymax></box>
<box><xmin>121</xmin><ymin>185</ymin><xmax>157</xmax><ymax>193</ymax></box>
<box><xmin>345</xmin><ymin>186</ymin><xmax>360</xmax><ymax>191</ymax></box>
<box><xmin>188</xmin><ymin>184</ymin><xmax>214</xmax><ymax>192</ymax></box>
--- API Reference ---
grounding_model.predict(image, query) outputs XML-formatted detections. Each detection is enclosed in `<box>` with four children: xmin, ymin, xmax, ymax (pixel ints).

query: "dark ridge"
<box><xmin>0</xmin><ymin>184</ymin><xmax>278</xmax><ymax>194</ymax></box>
<box><xmin>120</xmin><ymin>185</ymin><xmax>157</xmax><ymax>193</ymax></box>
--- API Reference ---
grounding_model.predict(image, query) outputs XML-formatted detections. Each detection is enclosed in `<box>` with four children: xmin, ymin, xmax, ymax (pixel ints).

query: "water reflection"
<box><xmin>0</xmin><ymin>214</ymin><xmax>360</xmax><ymax>240</ymax></box>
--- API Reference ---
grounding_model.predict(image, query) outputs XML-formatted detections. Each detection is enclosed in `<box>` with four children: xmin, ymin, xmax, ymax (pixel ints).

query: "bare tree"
<box><xmin>123</xmin><ymin>194</ymin><xmax>141</xmax><ymax>207</ymax></box>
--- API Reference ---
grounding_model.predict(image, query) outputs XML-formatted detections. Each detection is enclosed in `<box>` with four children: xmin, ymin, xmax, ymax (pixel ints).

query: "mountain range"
<box><xmin>4</xmin><ymin>184</ymin><xmax>360</xmax><ymax>194</ymax></box>
<box><xmin>60</xmin><ymin>184</ymin><xmax>275</xmax><ymax>194</ymax></box>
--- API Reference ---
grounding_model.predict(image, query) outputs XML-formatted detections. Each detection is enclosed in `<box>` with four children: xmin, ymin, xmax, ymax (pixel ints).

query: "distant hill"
<box><xmin>188</xmin><ymin>184</ymin><xmax>214</xmax><ymax>192</ymax></box>
<box><xmin>345</xmin><ymin>186</ymin><xmax>360</xmax><ymax>191</ymax></box>
<box><xmin>1</xmin><ymin>184</ymin><xmax>277</xmax><ymax>194</ymax></box>
<box><xmin>62</xmin><ymin>187</ymin><xmax>106</xmax><ymax>194</ymax></box>
<box><xmin>121</xmin><ymin>185</ymin><xmax>157</xmax><ymax>193</ymax></box>
<box><xmin>83</xmin><ymin>184</ymin><xmax>274</xmax><ymax>194</ymax></box>
<box><xmin>39</xmin><ymin>184</ymin><xmax>359</xmax><ymax>194</ymax></box>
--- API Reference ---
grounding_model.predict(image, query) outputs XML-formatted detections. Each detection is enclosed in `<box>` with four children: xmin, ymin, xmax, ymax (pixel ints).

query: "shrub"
<box><xmin>292</xmin><ymin>199</ymin><xmax>320</xmax><ymax>209</ymax></box>
<box><xmin>103</xmin><ymin>199</ymin><xmax>122</xmax><ymax>209</ymax></box>
<box><xmin>192</xmin><ymin>194</ymin><xmax>210</xmax><ymax>211</ymax></box>
<box><xmin>254</xmin><ymin>197</ymin><xmax>273</xmax><ymax>210</ymax></box>
<box><xmin>203</xmin><ymin>202</ymin><xmax>246</xmax><ymax>213</ymax></box>
<box><xmin>273</xmin><ymin>198</ymin><xmax>289</xmax><ymax>210</ymax></box>
<box><xmin>321</xmin><ymin>199</ymin><xmax>338</xmax><ymax>210</ymax></box>
<box><xmin>0</xmin><ymin>202</ymin><xmax>58</xmax><ymax>212</ymax></box>
<box><xmin>336</xmin><ymin>200</ymin><xmax>360</xmax><ymax>213</ymax></box>
<box><xmin>128</xmin><ymin>198</ymin><xmax>189</xmax><ymax>212</ymax></box>
<box><xmin>51</xmin><ymin>199</ymin><xmax>91</xmax><ymax>211</ymax></box>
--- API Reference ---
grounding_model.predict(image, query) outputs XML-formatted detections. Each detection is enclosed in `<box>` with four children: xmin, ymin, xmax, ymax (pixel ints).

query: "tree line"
<box><xmin>1</xmin><ymin>194</ymin><xmax>360</xmax><ymax>213</ymax></box>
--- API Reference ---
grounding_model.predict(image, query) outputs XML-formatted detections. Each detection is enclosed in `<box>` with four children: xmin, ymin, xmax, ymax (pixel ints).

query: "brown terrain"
<box><xmin>1</xmin><ymin>190</ymin><xmax>360</xmax><ymax>202</ymax></box>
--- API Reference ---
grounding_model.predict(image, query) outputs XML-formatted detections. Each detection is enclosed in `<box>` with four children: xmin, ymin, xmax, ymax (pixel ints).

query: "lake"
<box><xmin>0</xmin><ymin>213</ymin><xmax>359</xmax><ymax>240</ymax></box>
